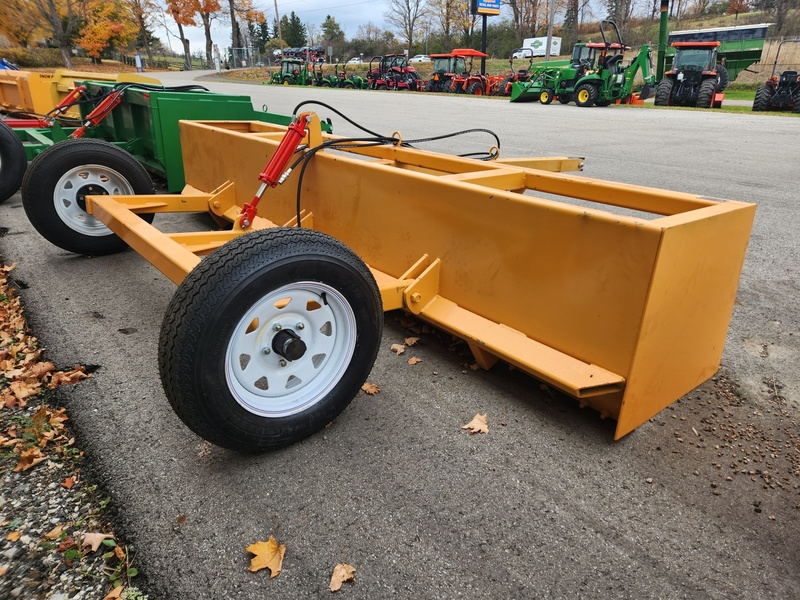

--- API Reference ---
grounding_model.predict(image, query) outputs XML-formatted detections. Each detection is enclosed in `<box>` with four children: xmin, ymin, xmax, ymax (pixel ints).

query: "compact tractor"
<box><xmin>367</xmin><ymin>55</ymin><xmax>421</xmax><ymax>91</ymax></box>
<box><xmin>270</xmin><ymin>58</ymin><xmax>312</xmax><ymax>86</ymax></box>
<box><xmin>654</xmin><ymin>42</ymin><xmax>729</xmax><ymax>108</ymax></box>
<box><xmin>510</xmin><ymin>21</ymin><xmax>654</xmax><ymax>106</ymax></box>
<box><xmin>752</xmin><ymin>39</ymin><xmax>800</xmax><ymax>112</ymax></box>
<box><xmin>494</xmin><ymin>54</ymin><xmax>535</xmax><ymax>97</ymax></box>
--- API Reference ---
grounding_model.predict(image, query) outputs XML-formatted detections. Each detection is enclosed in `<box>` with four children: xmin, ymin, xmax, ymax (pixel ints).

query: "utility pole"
<box><xmin>274</xmin><ymin>0</ymin><xmax>283</xmax><ymax>60</ymax></box>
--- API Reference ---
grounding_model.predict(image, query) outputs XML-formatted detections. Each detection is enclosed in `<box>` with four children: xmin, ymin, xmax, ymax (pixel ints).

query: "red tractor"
<box><xmin>367</xmin><ymin>55</ymin><xmax>421</xmax><ymax>91</ymax></box>
<box><xmin>495</xmin><ymin>54</ymin><xmax>535</xmax><ymax>97</ymax></box>
<box><xmin>752</xmin><ymin>39</ymin><xmax>800</xmax><ymax>113</ymax></box>
<box><xmin>448</xmin><ymin>49</ymin><xmax>494</xmax><ymax>95</ymax></box>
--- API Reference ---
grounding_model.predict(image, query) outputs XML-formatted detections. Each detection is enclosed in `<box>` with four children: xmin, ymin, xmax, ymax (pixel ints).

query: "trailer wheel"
<box><xmin>21</xmin><ymin>139</ymin><xmax>154</xmax><ymax>255</ymax></box>
<box><xmin>574</xmin><ymin>83</ymin><xmax>598</xmax><ymax>107</ymax></box>
<box><xmin>0</xmin><ymin>120</ymin><xmax>26</xmax><ymax>204</ymax></box>
<box><xmin>696</xmin><ymin>79</ymin><xmax>716</xmax><ymax>109</ymax></box>
<box><xmin>539</xmin><ymin>90</ymin><xmax>554</xmax><ymax>104</ymax></box>
<box><xmin>159</xmin><ymin>227</ymin><xmax>383</xmax><ymax>453</ymax></box>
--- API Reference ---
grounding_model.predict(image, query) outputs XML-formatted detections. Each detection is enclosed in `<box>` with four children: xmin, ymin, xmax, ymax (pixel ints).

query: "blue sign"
<box><xmin>472</xmin><ymin>0</ymin><xmax>501</xmax><ymax>15</ymax></box>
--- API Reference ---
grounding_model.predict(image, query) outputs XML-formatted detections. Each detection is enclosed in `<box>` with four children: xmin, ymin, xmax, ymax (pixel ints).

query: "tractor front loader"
<box><xmin>19</xmin><ymin>106</ymin><xmax>755</xmax><ymax>453</ymax></box>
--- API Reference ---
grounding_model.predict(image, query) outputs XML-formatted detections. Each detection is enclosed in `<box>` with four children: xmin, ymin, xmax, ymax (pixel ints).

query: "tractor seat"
<box><xmin>604</xmin><ymin>54</ymin><xmax>623</xmax><ymax>75</ymax></box>
<box><xmin>518</xmin><ymin>69</ymin><xmax>528</xmax><ymax>76</ymax></box>
<box><xmin>779</xmin><ymin>70</ymin><xmax>798</xmax><ymax>85</ymax></box>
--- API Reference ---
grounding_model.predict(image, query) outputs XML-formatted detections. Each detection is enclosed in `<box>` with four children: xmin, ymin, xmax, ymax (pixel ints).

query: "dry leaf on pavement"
<box><xmin>462</xmin><ymin>413</ymin><xmax>489</xmax><ymax>434</ymax></box>
<box><xmin>102</xmin><ymin>585</ymin><xmax>124</xmax><ymax>600</ymax></box>
<box><xmin>246</xmin><ymin>536</ymin><xmax>286</xmax><ymax>578</ymax></box>
<box><xmin>407</xmin><ymin>357</ymin><xmax>422</xmax><ymax>365</ymax></box>
<box><xmin>390</xmin><ymin>343</ymin><xmax>405</xmax><ymax>355</ymax></box>
<box><xmin>404</xmin><ymin>337</ymin><xmax>420</xmax><ymax>346</ymax></box>
<box><xmin>361</xmin><ymin>382</ymin><xmax>380</xmax><ymax>395</ymax></box>
<box><xmin>329</xmin><ymin>563</ymin><xmax>356</xmax><ymax>592</ymax></box>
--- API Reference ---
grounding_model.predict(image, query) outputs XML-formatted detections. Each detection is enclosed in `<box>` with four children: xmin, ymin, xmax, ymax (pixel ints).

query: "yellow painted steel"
<box><xmin>0</xmin><ymin>69</ymin><xmax>159</xmax><ymax>117</ymax></box>
<box><xmin>86</xmin><ymin>118</ymin><xmax>756</xmax><ymax>439</ymax></box>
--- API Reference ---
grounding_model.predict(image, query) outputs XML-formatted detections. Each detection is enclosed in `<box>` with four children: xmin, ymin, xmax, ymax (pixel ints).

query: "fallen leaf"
<box><xmin>102</xmin><ymin>585</ymin><xmax>124</xmax><ymax>600</ymax></box>
<box><xmin>24</xmin><ymin>361</ymin><xmax>55</xmax><ymax>379</ymax></box>
<box><xmin>469</xmin><ymin>363</ymin><xmax>480</xmax><ymax>371</ymax></box>
<box><xmin>47</xmin><ymin>366</ymin><xmax>90</xmax><ymax>389</ymax></box>
<box><xmin>45</xmin><ymin>525</ymin><xmax>64</xmax><ymax>541</ymax></box>
<box><xmin>13</xmin><ymin>447</ymin><xmax>46</xmax><ymax>472</ymax></box>
<box><xmin>407</xmin><ymin>357</ymin><xmax>422</xmax><ymax>365</ymax></box>
<box><xmin>0</xmin><ymin>564</ymin><xmax>7</xmax><ymax>576</ymax></box>
<box><xmin>462</xmin><ymin>413</ymin><xmax>489</xmax><ymax>434</ymax></box>
<box><xmin>57</xmin><ymin>537</ymin><xmax>77</xmax><ymax>552</ymax></box>
<box><xmin>361</xmin><ymin>382</ymin><xmax>380</xmax><ymax>395</ymax></box>
<box><xmin>390</xmin><ymin>343</ymin><xmax>405</xmax><ymax>355</ymax></box>
<box><xmin>82</xmin><ymin>532</ymin><xmax>114</xmax><ymax>553</ymax></box>
<box><xmin>404</xmin><ymin>337</ymin><xmax>420</xmax><ymax>347</ymax></box>
<box><xmin>6</xmin><ymin>531</ymin><xmax>20</xmax><ymax>542</ymax></box>
<box><xmin>329</xmin><ymin>563</ymin><xmax>356</xmax><ymax>592</ymax></box>
<box><xmin>114</xmin><ymin>545</ymin><xmax>125</xmax><ymax>561</ymax></box>
<box><xmin>246</xmin><ymin>536</ymin><xmax>286</xmax><ymax>578</ymax></box>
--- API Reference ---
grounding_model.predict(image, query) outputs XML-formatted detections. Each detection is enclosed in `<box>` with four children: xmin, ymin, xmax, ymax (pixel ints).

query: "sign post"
<box><xmin>471</xmin><ymin>0</ymin><xmax>501</xmax><ymax>75</ymax></box>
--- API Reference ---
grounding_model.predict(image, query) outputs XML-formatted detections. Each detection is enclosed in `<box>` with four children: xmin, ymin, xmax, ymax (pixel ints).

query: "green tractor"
<box><xmin>339</xmin><ymin>60</ymin><xmax>370</xmax><ymax>89</ymax></box>
<box><xmin>270</xmin><ymin>58</ymin><xmax>312</xmax><ymax>86</ymax></box>
<box><xmin>510</xmin><ymin>21</ymin><xmax>654</xmax><ymax>107</ymax></box>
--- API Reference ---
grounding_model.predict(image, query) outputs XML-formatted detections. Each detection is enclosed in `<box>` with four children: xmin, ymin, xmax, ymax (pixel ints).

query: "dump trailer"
<box><xmin>0</xmin><ymin>69</ymin><xmax>158</xmax><ymax>118</ymax></box>
<box><xmin>20</xmin><ymin>112</ymin><xmax>755</xmax><ymax>453</ymax></box>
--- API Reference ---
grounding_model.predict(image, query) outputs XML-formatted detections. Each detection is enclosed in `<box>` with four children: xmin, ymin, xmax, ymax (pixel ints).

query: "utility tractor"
<box><xmin>752</xmin><ymin>39</ymin><xmax>800</xmax><ymax>112</ymax></box>
<box><xmin>426</xmin><ymin>53</ymin><xmax>461</xmax><ymax>92</ymax></box>
<box><xmin>368</xmin><ymin>55</ymin><xmax>421</xmax><ymax>91</ymax></box>
<box><xmin>447</xmin><ymin>49</ymin><xmax>496</xmax><ymax>95</ymax></box>
<box><xmin>654</xmin><ymin>42</ymin><xmax>729</xmax><ymax>108</ymax></box>
<box><xmin>495</xmin><ymin>55</ymin><xmax>534</xmax><ymax>96</ymax></box>
<box><xmin>270</xmin><ymin>58</ymin><xmax>312</xmax><ymax>86</ymax></box>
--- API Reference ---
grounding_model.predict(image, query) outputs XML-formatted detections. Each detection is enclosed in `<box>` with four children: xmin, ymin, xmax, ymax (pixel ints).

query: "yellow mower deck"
<box><xmin>87</xmin><ymin>118</ymin><xmax>755</xmax><ymax>439</ymax></box>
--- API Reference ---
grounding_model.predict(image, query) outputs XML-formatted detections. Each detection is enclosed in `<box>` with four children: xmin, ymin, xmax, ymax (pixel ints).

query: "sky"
<box><xmin>157</xmin><ymin>0</ymin><xmax>394</xmax><ymax>55</ymax></box>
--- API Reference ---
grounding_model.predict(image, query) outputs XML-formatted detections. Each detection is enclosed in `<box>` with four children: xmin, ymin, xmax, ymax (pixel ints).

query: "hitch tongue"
<box><xmin>239</xmin><ymin>113</ymin><xmax>313</xmax><ymax>228</ymax></box>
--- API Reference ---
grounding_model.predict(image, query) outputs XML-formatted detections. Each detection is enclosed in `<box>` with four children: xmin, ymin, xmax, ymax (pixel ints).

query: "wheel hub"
<box><xmin>75</xmin><ymin>183</ymin><xmax>109</xmax><ymax>211</ymax></box>
<box><xmin>272</xmin><ymin>328</ymin><xmax>307</xmax><ymax>361</ymax></box>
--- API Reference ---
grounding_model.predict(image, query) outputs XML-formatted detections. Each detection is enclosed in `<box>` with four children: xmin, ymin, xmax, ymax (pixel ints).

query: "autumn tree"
<box><xmin>79</xmin><ymin>0</ymin><xmax>137</xmax><ymax>61</ymax></box>
<box><xmin>127</xmin><ymin>0</ymin><xmax>160</xmax><ymax>67</ymax></box>
<box><xmin>503</xmin><ymin>0</ymin><xmax>548</xmax><ymax>39</ymax></box>
<box><xmin>166</xmin><ymin>0</ymin><xmax>199</xmax><ymax>70</ymax></box>
<box><xmin>197</xmin><ymin>0</ymin><xmax>223</xmax><ymax>66</ymax></box>
<box><xmin>28</xmin><ymin>0</ymin><xmax>88</xmax><ymax>67</ymax></box>
<box><xmin>386</xmin><ymin>0</ymin><xmax>428</xmax><ymax>54</ymax></box>
<box><xmin>0</xmin><ymin>0</ymin><xmax>45</xmax><ymax>48</ymax></box>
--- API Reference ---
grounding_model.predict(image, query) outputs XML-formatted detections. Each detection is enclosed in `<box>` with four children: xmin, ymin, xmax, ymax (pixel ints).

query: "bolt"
<box><xmin>410</xmin><ymin>292</ymin><xmax>422</xmax><ymax>304</ymax></box>
<box><xmin>262</xmin><ymin>347</ymin><xmax>270</xmax><ymax>355</ymax></box>
<box><xmin>279</xmin><ymin>359</ymin><xmax>287</xmax><ymax>367</ymax></box>
<box><xmin>273</xmin><ymin>324</ymin><xmax>282</xmax><ymax>331</ymax></box>
<box><xmin>297</xmin><ymin>323</ymin><xmax>305</xmax><ymax>330</ymax></box>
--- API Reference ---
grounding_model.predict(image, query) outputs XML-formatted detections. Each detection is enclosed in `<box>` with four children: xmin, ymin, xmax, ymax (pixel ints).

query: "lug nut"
<box><xmin>273</xmin><ymin>324</ymin><xmax>282</xmax><ymax>331</ymax></box>
<box><xmin>262</xmin><ymin>348</ymin><xmax>270</xmax><ymax>355</ymax></box>
<box><xmin>279</xmin><ymin>359</ymin><xmax>287</xmax><ymax>367</ymax></box>
<box><xmin>297</xmin><ymin>323</ymin><xmax>305</xmax><ymax>330</ymax></box>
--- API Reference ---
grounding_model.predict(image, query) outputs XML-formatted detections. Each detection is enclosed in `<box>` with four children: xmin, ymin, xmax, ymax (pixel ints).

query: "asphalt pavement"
<box><xmin>1</xmin><ymin>70</ymin><xmax>798</xmax><ymax>598</ymax></box>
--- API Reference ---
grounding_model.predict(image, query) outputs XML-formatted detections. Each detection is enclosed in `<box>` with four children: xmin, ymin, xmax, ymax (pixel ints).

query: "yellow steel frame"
<box><xmin>0</xmin><ymin>69</ymin><xmax>159</xmax><ymax>117</ymax></box>
<box><xmin>86</xmin><ymin>118</ymin><xmax>756</xmax><ymax>439</ymax></box>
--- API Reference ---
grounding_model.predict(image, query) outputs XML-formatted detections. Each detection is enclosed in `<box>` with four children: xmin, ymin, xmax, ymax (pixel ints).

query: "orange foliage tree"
<box><xmin>78</xmin><ymin>0</ymin><xmax>138</xmax><ymax>60</ymax></box>
<box><xmin>166</xmin><ymin>0</ymin><xmax>200</xmax><ymax>70</ymax></box>
<box><xmin>0</xmin><ymin>0</ymin><xmax>45</xmax><ymax>48</ymax></box>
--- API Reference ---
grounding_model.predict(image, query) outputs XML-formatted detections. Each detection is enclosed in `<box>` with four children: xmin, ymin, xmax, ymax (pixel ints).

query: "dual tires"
<box><xmin>21</xmin><ymin>138</ymin><xmax>383</xmax><ymax>454</ymax></box>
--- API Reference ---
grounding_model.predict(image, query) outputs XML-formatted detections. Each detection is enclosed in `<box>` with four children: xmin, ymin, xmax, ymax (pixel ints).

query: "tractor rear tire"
<box><xmin>794</xmin><ymin>97</ymin><xmax>800</xmax><ymax>113</ymax></box>
<box><xmin>496</xmin><ymin>76</ymin><xmax>513</xmax><ymax>96</ymax></box>
<box><xmin>341</xmin><ymin>81</ymin><xmax>354</xmax><ymax>89</ymax></box>
<box><xmin>752</xmin><ymin>85</ymin><xmax>772</xmax><ymax>111</ymax></box>
<box><xmin>158</xmin><ymin>227</ymin><xmax>383</xmax><ymax>453</ymax></box>
<box><xmin>558</xmin><ymin>93</ymin><xmax>571</xmax><ymax>104</ymax></box>
<box><xmin>715</xmin><ymin>65</ymin><xmax>730</xmax><ymax>92</ymax></box>
<box><xmin>0</xmin><ymin>120</ymin><xmax>26</xmax><ymax>204</ymax></box>
<box><xmin>539</xmin><ymin>90</ymin><xmax>554</xmax><ymax>104</ymax></box>
<box><xmin>574</xmin><ymin>83</ymin><xmax>598</xmax><ymax>107</ymax></box>
<box><xmin>654</xmin><ymin>78</ymin><xmax>673</xmax><ymax>106</ymax></box>
<box><xmin>696</xmin><ymin>79</ymin><xmax>716</xmax><ymax>108</ymax></box>
<box><xmin>21</xmin><ymin>138</ymin><xmax>154</xmax><ymax>255</ymax></box>
<box><xmin>466</xmin><ymin>81</ymin><xmax>484</xmax><ymax>95</ymax></box>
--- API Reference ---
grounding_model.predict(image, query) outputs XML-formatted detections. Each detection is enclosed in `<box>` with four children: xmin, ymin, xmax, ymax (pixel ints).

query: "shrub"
<box><xmin>0</xmin><ymin>47</ymin><xmax>63</xmax><ymax>68</ymax></box>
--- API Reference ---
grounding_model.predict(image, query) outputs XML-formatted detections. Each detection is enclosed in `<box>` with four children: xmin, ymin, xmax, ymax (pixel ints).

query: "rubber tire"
<box><xmin>752</xmin><ymin>85</ymin><xmax>772</xmax><ymax>111</ymax></box>
<box><xmin>794</xmin><ymin>96</ymin><xmax>800</xmax><ymax>113</ymax></box>
<box><xmin>376</xmin><ymin>84</ymin><xmax>388</xmax><ymax>90</ymax></box>
<box><xmin>539</xmin><ymin>90</ymin><xmax>553</xmax><ymax>104</ymax></box>
<box><xmin>595</xmin><ymin>99</ymin><xmax>611</xmax><ymax>107</ymax></box>
<box><xmin>0</xmin><ymin>120</ymin><xmax>26</xmax><ymax>204</ymax></box>
<box><xmin>158</xmin><ymin>228</ymin><xmax>383</xmax><ymax>453</ymax></box>
<box><xmin>341</xmin><ymin>81</ymin><xmax>354</xmax><ymax>89</ymax></box>
<box><xmin>715</xmin><ymin>64</ymin><xmax>729</xmax><ymax>92</ymax></box>
<box><xmin>558</xmin><ymin>93</ymin><xmax>571</xmax><ymax>104</ymax></box>
<box><xmin>696</xmin><ymin>79</ymin><xmax>716</xmax><ymax>108</ymax></box>
<box><xmin>466</xmin><ymin>81</ymin><xmax>484</xmax><ymax>95</ymax></box>
<box><xmin>574</xmin><ymin>83</ymin><xmax>598</xmax><ymax>107</ymax></box>
<box><xmin>496</xmin><ymin>76</ymin><xmax>513</xmax><ymax>96</ymax></box>
<box><xmin>21</xmin><ymin>138</ymin><xmax>154</xmax><ymax>255</ymax></box>
<box><xmin>654</xmin><ymin>78</ymin><xmax>673</xmax><ymax>106</ymax></box>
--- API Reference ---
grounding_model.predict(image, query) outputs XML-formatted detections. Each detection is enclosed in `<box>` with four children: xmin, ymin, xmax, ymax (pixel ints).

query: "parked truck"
<box><xmin>521</xmin><ymin>37</ymin><xmax>562</xmax><ymax>57</ymax></box>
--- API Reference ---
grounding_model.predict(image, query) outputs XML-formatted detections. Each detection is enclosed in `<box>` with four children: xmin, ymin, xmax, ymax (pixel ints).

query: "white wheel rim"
<box><xmin>226</xmin><ymin>281</ymin><xmax>356</xmax><ymax>417</ymax></box>
<box><xmin>53</xmin><ymin>164</ymin><xmax>134</xmax><ymax>236</ymax></box>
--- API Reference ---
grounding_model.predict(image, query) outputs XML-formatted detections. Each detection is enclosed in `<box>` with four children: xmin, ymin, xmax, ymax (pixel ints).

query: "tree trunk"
<box><xmin>201</xmin><ymin>12</ymin><xmax>213</xmax><ymax>66</ymax></box>
<box><xmin>59</xmin><ymin>45</ymin><xmax>73</xmax><ymax>68</ymax></box>
<box><xmin>176</xmin><ymin>21</ymin><xmax>192</xmax><ymax>70</ymax></box>
<box><xmin>229</xmin><ymin>0</ymin><xmax>240</xmax><ymax>51</ymax></box>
